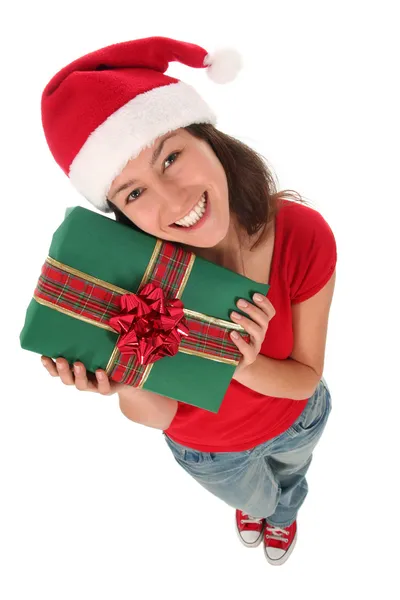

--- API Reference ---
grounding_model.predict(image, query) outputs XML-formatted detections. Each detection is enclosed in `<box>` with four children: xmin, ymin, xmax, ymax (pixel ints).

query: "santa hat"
<box><xmin>41</xmin><ymin>36</ymin><xmax>242</xmax><ymax>213</ymax></box>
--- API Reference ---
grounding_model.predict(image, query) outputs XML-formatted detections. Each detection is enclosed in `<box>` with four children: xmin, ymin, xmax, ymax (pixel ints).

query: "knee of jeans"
<box><xmin>242</xmin><ymin>485</ymin><xmax>281</xmax><ymax>519</ymax></box>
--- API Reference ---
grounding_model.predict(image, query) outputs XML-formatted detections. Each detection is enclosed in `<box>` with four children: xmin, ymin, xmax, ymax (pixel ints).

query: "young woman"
<box><xmin>40</xmin><ymin>36</ymin><xmax>337</xmax><ymax>567</ymax></box>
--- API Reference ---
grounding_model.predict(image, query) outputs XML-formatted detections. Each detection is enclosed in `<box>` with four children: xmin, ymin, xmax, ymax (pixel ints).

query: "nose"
<box><xmin>157</xmin><ymin>183</ymin><xmax>203</xmax><ymax>226</ymax></box>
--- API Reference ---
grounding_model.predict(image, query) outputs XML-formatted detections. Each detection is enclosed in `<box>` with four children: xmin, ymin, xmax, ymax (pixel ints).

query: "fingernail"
<box><xmin>237</xmin><ymin>299</ymin><xmax>248</xmax><ymax>308</ymax></box>
<box><xmin>96</xmin><ymin>371</ymin><xmax>104</xmax><ymax>380</ymax></box>
<box><xmin>41</xmin><ymin>359</ymin><xmax>47</xmax><ymax>367</ymax></box>
<box><xmin>253</xmin><ymin>293</ymin><xmax>264</xmax><ymax>302</ymax></box>
<box><xmin>231</xmin><ymin>311</ymin><xmax>242</xmax><ymax>319</ymax></box>
<box><xmin>231</xmin><ymin>331</ymin><xmax>239</xmax><ymax>339</ymax></box>
<box><xmin>74</xmin><ymin>364</ymin><xmax>81</xmax><ymax>373</ymax></box>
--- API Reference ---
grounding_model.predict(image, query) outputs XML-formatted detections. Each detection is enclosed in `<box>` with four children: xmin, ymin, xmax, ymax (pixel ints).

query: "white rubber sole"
<box><xmin>263</xmin><ymin>531</ymin><xmax>298</xmax><ymax>566</ymax></box>
<box><xmin>235</xmin><ymin>513</ymin><xmax>265</xmax><ymax>548</ymax></box>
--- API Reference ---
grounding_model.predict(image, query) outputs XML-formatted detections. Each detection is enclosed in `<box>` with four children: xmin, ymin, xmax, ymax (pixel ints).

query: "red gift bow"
<box><xmin>108</xmin><ymin>282</ymin><xmax>190</xmax><ymax>366</ymax></box>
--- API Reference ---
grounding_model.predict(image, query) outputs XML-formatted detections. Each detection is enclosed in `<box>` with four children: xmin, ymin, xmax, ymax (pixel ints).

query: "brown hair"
<box><xmin>106</xmin><ymin>123</ymin><xmax>312</xmax><ymax>252</ymax></box>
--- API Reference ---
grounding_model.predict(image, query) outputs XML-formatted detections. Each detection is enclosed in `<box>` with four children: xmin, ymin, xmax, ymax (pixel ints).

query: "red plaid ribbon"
<box><xmin>34</xmin><ymin>239</ymin><xmax>247</xmax><ymax>387</ymax></box>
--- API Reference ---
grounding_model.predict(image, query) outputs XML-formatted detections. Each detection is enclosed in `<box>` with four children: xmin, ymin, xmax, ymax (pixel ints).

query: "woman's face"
<box><xmin>107</xmin><ymin>128</ymin><xmax>231</xmax><ymax>248</ymax></box>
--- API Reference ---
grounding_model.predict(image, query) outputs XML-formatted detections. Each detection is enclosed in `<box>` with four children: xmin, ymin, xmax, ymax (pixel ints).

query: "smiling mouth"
<box><xmin>170</xmin><ymin>192</ymin><xmax>208</xmax><ymax>228</ymax></box>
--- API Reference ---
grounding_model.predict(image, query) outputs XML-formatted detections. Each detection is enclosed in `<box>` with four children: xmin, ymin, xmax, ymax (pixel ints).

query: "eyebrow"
<box><xmin>107</xmin><ymin>132</ymin><xmax>180</xmax><ymax>202</ymax></box>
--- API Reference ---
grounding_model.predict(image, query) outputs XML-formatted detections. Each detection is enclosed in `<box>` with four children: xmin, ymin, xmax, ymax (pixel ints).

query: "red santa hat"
<box><xmin>41</xmin><ymin>36</ymin><xmax>242</xmax><ymax>213</ymax></box>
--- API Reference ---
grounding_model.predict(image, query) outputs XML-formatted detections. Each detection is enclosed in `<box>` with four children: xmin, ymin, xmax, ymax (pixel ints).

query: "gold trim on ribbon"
<box><xmin>105</xmin><ymin>346</ymin><xmax>120</xmax><ymax>375</ymax></box>
<box><xmin>36</xmin><ymin>251</ymin><xmax>244</xmax><ymax>382</ymax></box>
<box><xmin>34</xmin><ymin>295</ymin><xmax>115</xmax><ymax>331</ymax></box>
<box><xmin>178</xmin><ymin>347</ymin><xmax>238</xmax><ymax>365</ymax></box>
<box><xmin>137</xmin><ymin>239</ymin><xmax>162</xmax><ymax>291</ymax></box>
<box><xmin>46</xmin><ymin>256</ymin><xmax>129</xmax><ymax>295</ymax></box>
<box><xmin>137</xmin><ymin>364</ymin><xmax>153</xmax><ymax>389</ymax></box>
<box><xmin>183</xmin><ymin>308</ymin><xmax>243</xmax><ymax>331</ymax></box>
<box><xmin>44</xmin><ymin>255</ymin><xmax>244</xmax><ymax>331</ymax></box>
<box><xmin>134</xmin><ymin>240</ymin><xmax>171</xmax><ymax>385</ymax></box>
<box><xmin>176</xmin><ymin>252</ymin><xmax>196</xmax><ymax>299</ymax></box>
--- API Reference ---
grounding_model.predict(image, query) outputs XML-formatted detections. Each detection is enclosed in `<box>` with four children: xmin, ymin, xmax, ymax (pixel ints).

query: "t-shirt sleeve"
<box><xmin>289</xmin><ymin>206</ymin><xmax>337</xmax><ymax>304</ymax></box>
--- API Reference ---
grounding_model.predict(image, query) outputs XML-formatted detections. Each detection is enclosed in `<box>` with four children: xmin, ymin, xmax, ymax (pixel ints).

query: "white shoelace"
<box><xmin>265</xmin><ymin>525</ymin><xmax>289</xmax><ymax>543</ymax></box>
<box><xmin>240</xmin><ymin>514</ymin><xmax>263</xmax><ymax>526</ymax></box>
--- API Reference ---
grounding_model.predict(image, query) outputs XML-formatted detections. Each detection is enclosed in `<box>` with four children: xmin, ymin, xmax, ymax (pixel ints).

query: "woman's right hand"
<box><xmin>40</xmin><ymin>356</ymin><xmax>127</xmax><ymax>396</ymax></box>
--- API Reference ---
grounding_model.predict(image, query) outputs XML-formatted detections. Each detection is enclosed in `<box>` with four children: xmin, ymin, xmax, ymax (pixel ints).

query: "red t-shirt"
<box><xmin>163</xmin><ymin>199</ymin><xmax>337</xmax><ymax>452</ymax></box>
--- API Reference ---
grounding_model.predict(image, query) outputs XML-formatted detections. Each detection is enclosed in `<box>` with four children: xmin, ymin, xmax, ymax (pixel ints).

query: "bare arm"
<box><xmin>118</xmin><ymin>387</ymin><xmax>178</xmax><ymax>430</ymax></box>
<box><xmin>40</xmin><ymin>355</ymin><xmax>177</xmax><ymax>431</ymax></box>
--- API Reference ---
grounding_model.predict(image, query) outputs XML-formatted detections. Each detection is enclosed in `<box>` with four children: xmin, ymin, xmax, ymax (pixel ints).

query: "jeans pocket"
<box><xmin>286</xmin><ymin>379</ymin><xmax>331</xmax><ymax>439</ymax></box>
<box><xmin>163</xmin><ymin>434</ymin><xmax>213</xmax><ymax>464</ymax></box>
<box><xmin>163</xmin><ymin>433</ymin><xmax>185</xmax><ymax>460</ymax></box>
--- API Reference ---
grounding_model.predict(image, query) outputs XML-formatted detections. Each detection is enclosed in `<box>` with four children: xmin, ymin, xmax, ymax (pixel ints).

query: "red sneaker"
<box><xmin>263</xmin><ymin>520</ymin><xmax>298</xmax><ymax>566</ymax></box>
<box><xmin>235</xmin><ymin>510</ymin><xmax>265</xmax><ymax>547</ymax></box>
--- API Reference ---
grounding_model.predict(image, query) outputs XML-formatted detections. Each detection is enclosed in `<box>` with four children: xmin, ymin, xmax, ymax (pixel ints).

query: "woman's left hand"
<box><xmin>230</xmin><ymin>293</ymin><xmax>276</xmax><ymax>376</ymax></box>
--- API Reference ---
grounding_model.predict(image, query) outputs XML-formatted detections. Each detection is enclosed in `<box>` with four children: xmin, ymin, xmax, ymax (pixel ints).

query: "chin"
<box><xmin>180</xmin><ymin>225</ymin><xmax>230</xmax><ymax>251</ymax></box>
<box><xmin>187</xmin><ymin>234</ymin><xmax>226</xmax><ymax>249</ymax></box>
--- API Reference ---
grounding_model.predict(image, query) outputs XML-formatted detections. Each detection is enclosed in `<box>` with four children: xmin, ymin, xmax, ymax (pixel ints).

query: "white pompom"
<box><xmin>203</xmin><ymin>48</ymin><xmax>243</xmax><ymax>84</ymax></box>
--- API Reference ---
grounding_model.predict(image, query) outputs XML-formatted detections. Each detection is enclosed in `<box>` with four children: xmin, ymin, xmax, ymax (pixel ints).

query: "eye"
<box><xmin>163</xmin><ymin>151</ymin><xmax>180</xmax><ymax>169</ymax></box>
<box><xmin>125</xmin><ymin>152</ymin><xmax>181</xmax><ymax>204</ymax></box>
<box><xmin>126</xmin><ymin>188</ymin><xmax>143</xmax><ymax>203</ymax></box>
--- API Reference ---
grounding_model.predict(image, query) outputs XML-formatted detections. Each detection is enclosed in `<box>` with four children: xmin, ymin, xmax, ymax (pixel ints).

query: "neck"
<box><xmin>184</xmin><ymin>217</ymin><xmax>249</xmax><ymax>267</ymax></box>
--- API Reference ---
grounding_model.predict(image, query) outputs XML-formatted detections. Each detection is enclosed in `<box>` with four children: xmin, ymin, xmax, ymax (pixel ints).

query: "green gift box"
<box><xmin>20</xmin><ymin>206</ymin><xmax>270</xmax><ymax>413</ymax></box>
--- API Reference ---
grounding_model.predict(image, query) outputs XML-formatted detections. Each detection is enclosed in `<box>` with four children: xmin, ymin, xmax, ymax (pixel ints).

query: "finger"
<box><xmin>55</xmin><ymin>358</ymin><xmax>75</xmax><ymax>385</ymax></box>
<box><xmin>73</xmin><ymin>362</ymin><xmax>93</xmax><ymax>391</ymax></box>
<box><xmin>41</xmin><ymin>356</ymin><xmax>59</xmax><ymax>377</ymax></box>
<box><xmin>95</xmin><ymin>370</ymin><xmax>113</xmax><ymax>395</ymax></box>
<box><xmin>230</xmin><ymin>330</ymin><xmax>254</xmax><ymax>361</ymax></box>
<box><xmin>230</xmin><ymin>311</ymin><xmax>265</xmax><ymax>341</ymax></box>
<box><xmin>236</xmin><ymin>301</ymin><xmax>271</xmax><ymax>330</ymax></box>
<box><xmin>252</xmin><ymin>294</ymin><xmax>276</xmax><ymax>317</ymax></box>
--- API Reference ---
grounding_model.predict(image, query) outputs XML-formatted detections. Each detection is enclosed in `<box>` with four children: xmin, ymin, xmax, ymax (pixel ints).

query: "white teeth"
<box><xmin>175</xmin><ymin>194</ymin><xmax>207</xmax><ymax>227</ymax></box>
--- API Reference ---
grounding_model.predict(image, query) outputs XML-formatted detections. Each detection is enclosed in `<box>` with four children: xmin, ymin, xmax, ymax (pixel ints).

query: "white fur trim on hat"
<box><xmin>68</xmin><ymin>81</ymin><xmax>217</xmax><ymax>212</ymax></box>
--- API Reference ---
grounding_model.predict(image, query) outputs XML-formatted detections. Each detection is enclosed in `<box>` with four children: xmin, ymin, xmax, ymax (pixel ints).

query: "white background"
<box><xmin>2</xmin><ymin>0</ymin><xmax>399</xmax><ymax>598</ymax></box>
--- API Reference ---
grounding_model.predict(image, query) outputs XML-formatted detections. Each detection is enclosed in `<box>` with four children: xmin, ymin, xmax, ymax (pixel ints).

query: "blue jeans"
<box><xmin>163</xmin><ymin>377</ymin><xmax>332</xmax><ymax>528</ymax></box>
